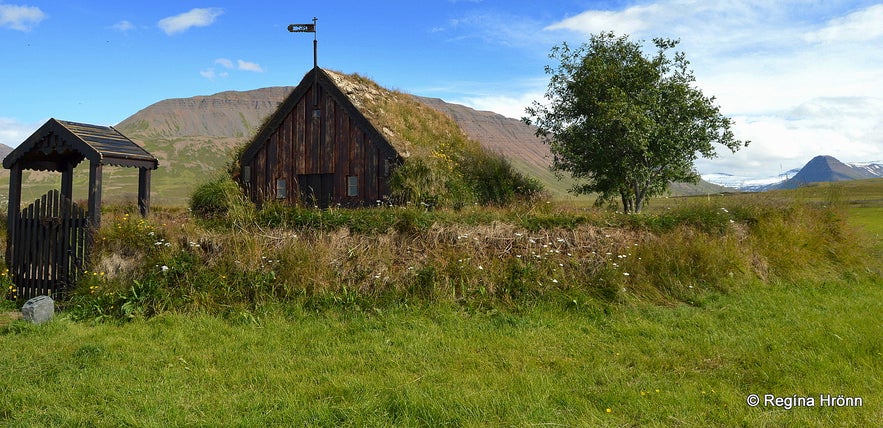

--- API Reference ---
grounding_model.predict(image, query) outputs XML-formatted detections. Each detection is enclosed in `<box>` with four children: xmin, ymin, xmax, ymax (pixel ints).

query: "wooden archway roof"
<box><xmin>3</xmin><ymin>118</ymin><xmax>158</xmax><ymax>172</ymax></box>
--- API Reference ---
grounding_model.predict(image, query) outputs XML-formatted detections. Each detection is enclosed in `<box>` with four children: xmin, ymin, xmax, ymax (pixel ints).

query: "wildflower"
<box><xmin>606</xmin><ymin>408</ymin><xmax>612</xmax><ymax>413</ymax></box>
<box><xmin>623</xmin><ymin>272</ymin><xmax>630</xmax><ymax>276</ymax></box>
<box><xmin>477</xmin><ymin>265</ymin><xmax>483</xmax><ymax>270</ymax></box>
<box><xmin>551</xmin><ymin>279</ymin><xmax>558</xmax><ymax>283</ymax></box>
<box><xmin>160</xmin><ymin>265</ymin><xmax>169</xmax><ymax>273</ymax></box>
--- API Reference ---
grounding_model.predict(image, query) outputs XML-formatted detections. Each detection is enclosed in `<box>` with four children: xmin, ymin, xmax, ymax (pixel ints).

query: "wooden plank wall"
<box><xmin>245</xmin><ymin>81</ymin><xmax>396</xmax><ymax>207</ymax></box>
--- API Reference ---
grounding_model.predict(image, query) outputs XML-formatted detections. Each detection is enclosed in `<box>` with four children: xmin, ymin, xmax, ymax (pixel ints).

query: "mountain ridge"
<box><xmin>770</xmin><ymin>155</ymin><xmax>883</xmax><ymax>190</ymax></box>
<box><xmin>0</xmin><ymin>82</ymin><xmax>735</xmax><ymax>205</ymax></box>
<box><xmin>704</xmin><ymin>155</ymin><xmax>883</xmax><ymax>191</ymax></box>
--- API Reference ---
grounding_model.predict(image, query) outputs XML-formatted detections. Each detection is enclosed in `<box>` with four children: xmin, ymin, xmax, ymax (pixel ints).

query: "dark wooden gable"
<box><xmin>4</xmin><ymin>118</ymin><xmax>159</xmax><ymax>231</ymax></box>
<box><xmin>240</xmin><ymin>68</ymin><xmax>401</xmax><ymax>207</ymax></box>
<box><xmin>3</xmin><ymin>119</ymin><xmax>159</xmax><ymax>172</ymax></box>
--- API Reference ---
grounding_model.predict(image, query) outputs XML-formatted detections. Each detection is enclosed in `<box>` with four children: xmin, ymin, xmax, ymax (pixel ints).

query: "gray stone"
<box><xmin>21</xmin><ymin>295</ymin><xmax>54</xmax><ymax>324</ymax></box>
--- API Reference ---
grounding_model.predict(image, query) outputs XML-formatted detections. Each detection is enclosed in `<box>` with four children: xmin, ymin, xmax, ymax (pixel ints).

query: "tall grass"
<box><xmin>56</xmin><ymin>189</ymin><xmax>876</xmax><ymax>321</ymax></box>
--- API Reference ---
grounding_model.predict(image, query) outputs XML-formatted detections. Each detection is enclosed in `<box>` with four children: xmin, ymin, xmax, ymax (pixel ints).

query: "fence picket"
<box><xmin>9</xmin><ymin>190</ymin><xmax>92</xmax><ymax>299</ymax></box>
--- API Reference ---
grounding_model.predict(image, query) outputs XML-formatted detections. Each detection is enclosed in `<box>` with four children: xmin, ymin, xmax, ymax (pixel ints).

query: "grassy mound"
<box><xmin>48</xmin><ymin>187</ymin><xmax>877</xmax><ymax>321</ymax></box>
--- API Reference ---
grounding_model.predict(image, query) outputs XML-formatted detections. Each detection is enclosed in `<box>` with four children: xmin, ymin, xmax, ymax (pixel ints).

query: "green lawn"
<box><xmin>1</xmin><ymin>275</ymin><xmax>881</xmax><ymax>426</ymax></box>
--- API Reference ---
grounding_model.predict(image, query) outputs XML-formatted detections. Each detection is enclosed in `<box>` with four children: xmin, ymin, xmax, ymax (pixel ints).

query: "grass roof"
<box><xmin>323</xmin><ymin>69</ymin><xmax>479</xmax><ymax>161</ymax></box>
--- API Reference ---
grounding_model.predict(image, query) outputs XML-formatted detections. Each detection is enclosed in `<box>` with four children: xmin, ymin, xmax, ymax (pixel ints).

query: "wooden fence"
<box><xmin>9</xmin><ymin>190</ymin><xmax>91</xmax><ymax>299</ymax></box>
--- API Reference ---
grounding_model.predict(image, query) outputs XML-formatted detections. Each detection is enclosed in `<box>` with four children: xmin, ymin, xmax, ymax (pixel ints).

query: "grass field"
<box><xmin>1</xmin><ymin>277</ymin><xmax>880</xmax><ymax>426</ymax></box>
<box><xmin>0</xmin><ymin>179</ymin><xmax>881</xmax><ymax>426</ymax></box>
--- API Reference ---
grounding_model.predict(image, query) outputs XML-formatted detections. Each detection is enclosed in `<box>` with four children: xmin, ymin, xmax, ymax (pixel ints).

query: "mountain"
<box><xmin>0</xmin><ymin>82</ymin><xmax>731</xmax><ymax>206</ymax></box>
<box><xmin>414</xmin><ymin>96</ymin><xmax>729</xmax><ymax>198</ymax></box>
<box><xmin>0</xmin><ymin>143</ymin><xmax>12</xmax><ymax>161</ymax></box>
<box><xmin>117</xmin><ymin>87</ymin><xmax>295</xmax><ymax>139</ymax></box>
<box><xmin>703</xmin><ymin>169</ymin><xmax>801</xmax><ymax>192</ymax></box>
<box><xmin>704</xmin><ymin>156</ymin><xmax>883</xmax><ymax>191</ymax></box>
<box><xmin>110</xmin><ymin>87</ymin><xmax>297</xmax><ymax>205</ymax></box>
<box><xmin>112</xmin><ymin>86</ymin><xmax>726</xmax><ymax>203</ymax></box>
<box><xmin>768</xmin><ymin>155</ymin><xmax>883</xmax><ymax>190</ymax></box>
<box><xmin>413</xmin><ymin>96</ymin><xmax>575</xmax><ymax>197</ymax></box>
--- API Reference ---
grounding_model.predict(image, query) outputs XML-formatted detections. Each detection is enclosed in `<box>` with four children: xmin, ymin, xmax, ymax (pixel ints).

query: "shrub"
<box><xmin>189</xmin><ymin>175</ymin><xmax>253</xmax><ymax>222</ymax></box>
<box><xmin>460</xmin><ymin>150</ymin><xmax>544</xmax><ymax>206</ymax></box>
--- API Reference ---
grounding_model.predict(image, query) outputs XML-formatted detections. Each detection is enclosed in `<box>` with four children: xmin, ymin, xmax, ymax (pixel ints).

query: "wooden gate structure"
<box><xmin>4</xmin><ymin>119</ymin><xmax>158</xmax><ymax>300</ymax></box>
<box><xmin>9</xmin><ymin>190</ymin><xmax>90</xmax><ymax>298</ymax></box>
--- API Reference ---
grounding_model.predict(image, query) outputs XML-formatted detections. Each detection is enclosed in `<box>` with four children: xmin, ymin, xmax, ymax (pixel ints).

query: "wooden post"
<box><xmin>138</xmin><ymin>168</ymin><xmax>151</xmax><ymax>217</ymax></box>
<box><xmin>6</xmin><ymin>163</ymin><xmax>22</xmax><ymax>263</ymax></box>
<box><xmin>60</xmin><ymin>162</ymin><xmax>74</xmax><ymax>202</ymax></box>
<box><xmin>87</xmin><ymin>161</ymin><xmax>102</xmax><ymax>228</ymax></box>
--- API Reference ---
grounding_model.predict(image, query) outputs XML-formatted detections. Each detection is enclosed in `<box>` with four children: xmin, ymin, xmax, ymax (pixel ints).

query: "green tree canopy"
<box><xmin>525</xmin><ymin>32</ymin><xmax>748</xmax><ymax>213</ymax></box>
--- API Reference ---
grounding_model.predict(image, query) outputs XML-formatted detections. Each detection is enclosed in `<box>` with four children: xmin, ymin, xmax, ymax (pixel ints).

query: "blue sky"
<box><xmin>2</xmin><ymin>1</ymin><xmax>882</xmax><ymax>180</ymax></box>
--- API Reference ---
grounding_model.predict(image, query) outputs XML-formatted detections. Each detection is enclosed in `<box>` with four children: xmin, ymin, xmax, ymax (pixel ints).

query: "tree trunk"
<box><xmin>633</xmin><ymin>182</ymin><xmax>644</xmax><ymax>214</ymax></box>
<box><xmin>620</xmin><ymin>191</ymin><xmax>634</xmax><ymax>214</ymax></box>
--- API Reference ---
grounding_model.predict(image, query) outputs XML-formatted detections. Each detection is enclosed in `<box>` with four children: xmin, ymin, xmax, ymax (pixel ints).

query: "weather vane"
<box><xmin>288</xmin><ymin>17</ymin><xmax>318</xmax><ymax>69</ymax></box>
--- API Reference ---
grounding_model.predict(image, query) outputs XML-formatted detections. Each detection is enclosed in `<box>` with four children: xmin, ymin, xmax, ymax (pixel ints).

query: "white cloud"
<box><xmin>236</xmin><ymin>59</ymin><xmax>263</xmax><ymax>73</ymax></box>
<box><xmin>456</xmin><ymin>91</ymin><xmax>544</xmax><ymax>120</ymax></box>
<box><xmin>542</xmin><ymin>1</ymin><xmax>883</xmax><ymax>178</ymax></box>
<box><xmin>545</xmin><ymin>3</ymin><xmax>660</xmax><ymax>35</ymax></box>
<box><xmin>805</xmin><ymin>4</ymin><xmax>883</xmax><ymax>43</ymax></box>
<box><xmin>200</xmin><ymin>68</ymin><xmax>229</xmax><ymax>80</ymax></box>
<box><xmin>440</xmin><ymin>12</ymin><xmax>556</xmax><ymax>49</ymax></box>
<box><xmin>0</xmin><ymin>117</ymin><xmax>42</xmax><ymax>147</ymax></box>
<box><xmin>0</xmin><ymin>4</ymin><xmax>46</xmax><ymax>31</ymax></box>
<box><xmin>158</xmin><ymin>8</ymin><xmax>223</xmax><ymax>35</ymax></box>
<box><xmin>215</xmin><ymin>58</ymin><xmax>234</xmax><ymax>69</ymax></box>
<box><xmin>110</xmin><ymin>20</ymin><xmax>135</xmax><ymax>32</ymax></box>
<box><xmin>203</xmin><ymin>58</ymin><xmax>262</xmax><ymax>78</ymax></box>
